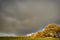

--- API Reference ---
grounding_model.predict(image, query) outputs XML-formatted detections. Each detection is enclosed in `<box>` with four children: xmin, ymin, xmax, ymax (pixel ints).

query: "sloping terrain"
<box><xmin>0</xmin><ymin>24</ymin><xmax>60</xmax><ymax>40</ymax></box>
<box><xmin>25</xmin><ymin>24</ymin><xmax>60</xmax><ymax>38</ymax></box>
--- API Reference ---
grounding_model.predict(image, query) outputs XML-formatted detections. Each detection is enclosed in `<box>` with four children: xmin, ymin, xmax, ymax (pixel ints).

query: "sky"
<box><xmin>0</xmin><ymin>0</ymin><xmax>60</xmax><ymax>35</ymax></box>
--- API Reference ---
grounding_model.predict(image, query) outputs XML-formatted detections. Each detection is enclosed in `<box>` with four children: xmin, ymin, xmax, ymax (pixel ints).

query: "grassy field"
<box><xmin>0</xmin><ymin>37</ymin><xmax>60</xmax><ymax>40</ymax></box>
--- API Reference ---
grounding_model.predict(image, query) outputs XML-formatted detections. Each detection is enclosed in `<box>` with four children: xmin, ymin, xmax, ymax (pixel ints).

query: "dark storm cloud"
<box><xmin>0</xmin><ymin>0</ymin><xmax>59</xmax><ymax>35</ymax></box>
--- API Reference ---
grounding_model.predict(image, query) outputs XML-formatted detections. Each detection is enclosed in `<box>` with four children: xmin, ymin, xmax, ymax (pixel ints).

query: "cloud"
<box><xmin>0</xmin><ymin>33</ymin><xmax>16</xmax><ymax>36</ymax></box>
<box><xmin>0</xmin><ymin>0</ymin><xmax>59</xmax><ymax>35</ymax></box>
<box><xmin>26</xmin><ymin>33</ymin><xmax>34</xmax><ymax>36</ymax></box>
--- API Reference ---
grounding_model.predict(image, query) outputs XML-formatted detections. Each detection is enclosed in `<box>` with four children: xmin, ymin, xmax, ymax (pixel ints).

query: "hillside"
<box><xmin>25</xmin><ymin>24</ymin><xmax>60</xmax><ymax>38</ymax></box>
<box><xmin>0</xmin><ymin>24</ymin><xmax>60</xmax><ymax>40</ymax></box>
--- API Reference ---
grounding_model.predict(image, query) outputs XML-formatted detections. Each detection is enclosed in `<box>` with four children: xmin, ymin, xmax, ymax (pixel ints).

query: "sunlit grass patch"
<box><xmin>0</xmin><ymin>37</ymin><xmax>60</xmax><ymax>40</ymax></box>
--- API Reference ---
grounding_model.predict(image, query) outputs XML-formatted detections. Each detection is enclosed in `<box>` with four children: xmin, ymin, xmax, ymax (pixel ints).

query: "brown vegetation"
<box><xmin>27</xmin><ymin>24</ymin><xmax>60</xmax><ymax>38</ymax></box>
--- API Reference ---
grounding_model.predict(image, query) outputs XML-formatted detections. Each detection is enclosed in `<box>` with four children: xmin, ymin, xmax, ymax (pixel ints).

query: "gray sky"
<box><xmin>0</xmin><ymin>0</ymin><xmax>60</xmax><ymax>35</ymax></box>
